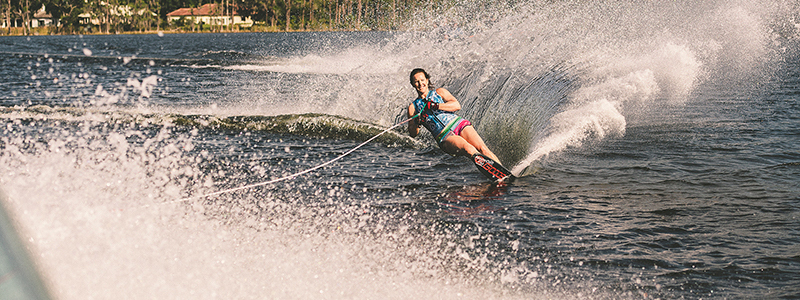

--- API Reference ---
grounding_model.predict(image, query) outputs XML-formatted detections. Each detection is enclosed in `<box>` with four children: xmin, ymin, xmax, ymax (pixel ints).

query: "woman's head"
<box><xmin>409</xmin><ymin>68</ymin><xmax>430</xmax><ymax>85</ymax></box>
<box><xmin>411</xmin><ymin>68</ymin><xmax>434</xmax><ymax>85</ymax></box>
<box><xmin>410</xmin><ymin>68</ymin><xmax>433</xmax><ymax>95</ymax></box>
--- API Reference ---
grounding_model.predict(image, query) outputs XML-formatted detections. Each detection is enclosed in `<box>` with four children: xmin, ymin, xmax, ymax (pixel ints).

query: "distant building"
<box><xmin>77</xmin><ymin>1</ymin><xmax>157</xmax><ymax>26</ymax></box>
<box><xmin>0</xmin><ymin>19</ymin><xmax>21</xmax><ymax>28</ymax></box>
<box><xmin>1</xmin><ymin>6</ymin><xmax>59</xmax><ymax>28</ymax></box>
<box><xmin>32</xmin><ymin>6</ymin><xmax>58</xmax><ymax>27</ymax></box>
<box><xmin>167</xmin><ymin>3</ymin><xmax>253</xmax><ymax>27</ymax></box>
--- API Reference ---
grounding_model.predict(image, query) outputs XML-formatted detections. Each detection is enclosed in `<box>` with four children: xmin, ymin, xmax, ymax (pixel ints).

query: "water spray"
<box><xmin>159</xmin><ymin>113</ymin><xmax>421</xmax><ymax>206</ymax></box>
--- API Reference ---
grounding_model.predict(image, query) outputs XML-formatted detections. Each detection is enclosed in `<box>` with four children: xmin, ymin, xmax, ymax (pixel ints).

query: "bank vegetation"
<box><xmin>1</xmin><ymin>0</ymin><xmax>441</xmax><ymax>35</ymax></box>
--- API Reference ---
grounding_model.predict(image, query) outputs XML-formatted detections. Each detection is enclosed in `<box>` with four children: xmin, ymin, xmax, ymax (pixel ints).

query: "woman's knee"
<box><xmin>460</xmin><ymin>128</ymin><xmax>487</xmax><ymax>149</ymax></box>
<box><xmin>443</xmin><ymin>136</ymin><xmax>476</xmax><ymax>156</ymax></box>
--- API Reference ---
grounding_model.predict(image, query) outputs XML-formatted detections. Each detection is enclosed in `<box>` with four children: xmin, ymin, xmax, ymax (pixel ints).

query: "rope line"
<box><xmin>162</xmin><ymin>114</ymin><xmax>419</xmax><ymax>205</ymax></box>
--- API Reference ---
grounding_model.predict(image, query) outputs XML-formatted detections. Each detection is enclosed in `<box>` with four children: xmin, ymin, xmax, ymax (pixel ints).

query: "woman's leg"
<box><xmin>458</xmin><ymin>126</ymin><xmax>502</xmax><ymax>164</ymax></box>
<box><xmin>440</xmin><ymin>135</ymin><xmax>477</xmax><ymax>158</ymax></box>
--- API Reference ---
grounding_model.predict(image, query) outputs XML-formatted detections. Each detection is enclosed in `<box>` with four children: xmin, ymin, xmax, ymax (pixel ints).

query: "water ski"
<box><xmin>472</xmin><ymin>153</ymin><xmax>515</xmax><ymax>183</ymax></box>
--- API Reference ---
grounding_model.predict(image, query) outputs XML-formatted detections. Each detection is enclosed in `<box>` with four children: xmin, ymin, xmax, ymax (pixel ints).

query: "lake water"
<box><xmin>1</xmin><ymin>1</ymin><xmax>799</xmax><ymax>299</ymax></box>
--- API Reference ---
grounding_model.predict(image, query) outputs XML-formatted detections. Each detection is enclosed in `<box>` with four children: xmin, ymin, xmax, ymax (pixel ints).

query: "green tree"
<box><xmin>2</xmin><ymin>0</ymin><xmax>11</xmax><ymax>34</ymax></box>
<box><xmin>8</xmin><ymin>0</ymin><xmax>29</xmax><ymax>35</ymax></box>
<box><xmin>46</xmin><ymin>0</ymin><xmax>86</xmax><ymax>33</ymax></box>
<box><xmin>0</xmin><ymin>0</ymin><xmax>456</xmax><ymax>34</ymax></box>
<box><xmin>283</xmin><ymin>0</ymin><xmax>289</xmax><ymax>30</ymax></box>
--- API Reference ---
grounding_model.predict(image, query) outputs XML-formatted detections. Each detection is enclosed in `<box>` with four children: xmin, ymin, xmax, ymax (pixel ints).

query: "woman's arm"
<box><xmin>435</xmin><ymin>88</ymin><xmax>461</xmax><ymax>112</ymax></box>
<box><xmin>408</xmin><ymin>103</ymin><xmax>420</xmax><ymax>137</ymax></box>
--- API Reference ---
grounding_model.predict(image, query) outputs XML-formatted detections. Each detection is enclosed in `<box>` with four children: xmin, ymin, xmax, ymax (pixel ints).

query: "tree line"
<box><xmin>1</xmin><ymin>0</ymin><xmax>437</xmax><ymax>34</ymax></box>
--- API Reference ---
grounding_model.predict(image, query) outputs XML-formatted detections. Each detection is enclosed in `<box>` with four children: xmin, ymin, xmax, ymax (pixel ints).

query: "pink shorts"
<box><xmin>452</xmin><ymin>119</ymin><xmax>472</xmax><ymax>136</ymax></box>
<box><xmin>437</xmin><ymin>119</ymin><xmax>472</xmax><ymax>146</ymax></box>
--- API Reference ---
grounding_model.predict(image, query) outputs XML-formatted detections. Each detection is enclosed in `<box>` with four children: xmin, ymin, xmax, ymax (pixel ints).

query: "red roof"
<box><xmin>167</xmin><ymin>4</ymin><xmax>237</xmax><ymax>17</ymax></box>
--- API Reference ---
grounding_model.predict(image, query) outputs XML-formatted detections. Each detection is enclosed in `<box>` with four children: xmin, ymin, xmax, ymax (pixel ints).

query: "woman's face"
<box><xmin>411</xmin><ymin>72</ymin><xmax>429</xmax><ymax>95</ymax></box>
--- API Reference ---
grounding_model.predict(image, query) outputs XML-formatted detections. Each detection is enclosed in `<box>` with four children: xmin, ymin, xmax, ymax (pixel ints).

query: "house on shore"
<box><xmin>166</xmin><ymin>3</ymin><xmax>253</xmax><ymax>28</ymax></box>
<box><xmin>1</xmin><ymin>6</ymin><xmax>58</xmax><ymax>28</ymax></box>
<box><xmin>32</xmin><ymin>7</ymin><xmax>58</xmax><ymax>27</ymax></box>
<box><xmin>76</xmin><ymin>2</ymin><xmax>157</xmax><ymax>27</ymax></box>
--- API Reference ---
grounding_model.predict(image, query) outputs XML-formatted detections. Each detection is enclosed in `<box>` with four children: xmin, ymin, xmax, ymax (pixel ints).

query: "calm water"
<box><xmin>1</xmin><ymin>1</ymin><xmax>799</xmax><ymax>299</ymax></box>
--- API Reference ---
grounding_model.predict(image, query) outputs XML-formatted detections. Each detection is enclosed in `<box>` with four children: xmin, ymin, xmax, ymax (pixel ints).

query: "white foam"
<box><xmin>509</xmin><ymin>40</ymin><xmax>704</xmax><ymax>175</ymax></box>
<box><xmin>512</xmin><ymin>99</ymin><xmax>626</xmax><ymax>175</ymax></box>
<box><xmin>224</xmin><ymin>46</ymin><xmax>404</xmax><ymax>76</ymax></box>
<box><xmin>0</xmin><ymin>125</ymin><xmax>559</xmax><ymax>300</ymax></box>
<box><xmin>484</xmin><ymin>0</ymin><xmax>786</xmax><ymax>172</ymax></box>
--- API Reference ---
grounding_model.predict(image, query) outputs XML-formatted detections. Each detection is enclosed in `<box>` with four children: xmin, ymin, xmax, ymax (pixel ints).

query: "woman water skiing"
<box><xmin>407</xmin><ymin>68</ymin><xmax>503</xmax><ymax>165</ymax></box>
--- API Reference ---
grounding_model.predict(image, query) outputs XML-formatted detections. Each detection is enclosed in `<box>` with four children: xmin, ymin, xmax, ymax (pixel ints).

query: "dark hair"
<box><xmin>409</xmin><ymin>68</ymin><xmax>433</xmax><ymax>87</ymax></box>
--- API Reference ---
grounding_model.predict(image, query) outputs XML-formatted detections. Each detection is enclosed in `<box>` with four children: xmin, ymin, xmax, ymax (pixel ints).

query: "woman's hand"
<box><xmin>424</xmin><ymin>100</ymin><xmax>439</xmax><ymax>111</ymax></box>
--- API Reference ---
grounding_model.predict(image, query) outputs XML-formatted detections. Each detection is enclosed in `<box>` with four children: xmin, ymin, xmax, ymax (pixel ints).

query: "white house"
<box><xmin>166</xmin><ymin>3</ymin><xmax>252</xmax><ymax>27</ymax></box>
<box><xmin>32</xmin><ymin>6</ymin><xmax>58</xmax><ymax>27</ymax></box>
<box><xmin>1</xmin><ymin>6</ymin><xmax>58</xmax><ymax>28</ymax></box>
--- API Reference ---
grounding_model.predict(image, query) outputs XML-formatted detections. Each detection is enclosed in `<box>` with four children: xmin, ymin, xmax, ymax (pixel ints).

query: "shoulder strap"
<box><xmin>426</xmin><ymin>90</ymin><xmax>443</xmax><ymax>103</ymax></box>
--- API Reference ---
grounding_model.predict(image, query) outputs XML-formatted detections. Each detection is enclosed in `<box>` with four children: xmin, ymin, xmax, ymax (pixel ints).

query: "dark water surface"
<box><xmin>1</xmin><ymin>2</ymin><xmax>799</xmax><ymax>299</ymax></box>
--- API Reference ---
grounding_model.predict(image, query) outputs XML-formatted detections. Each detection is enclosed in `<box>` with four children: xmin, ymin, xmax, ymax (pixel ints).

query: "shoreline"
<box><xmin>1</xmin><ymin>26</ymin><xmax>385</xmax><ymax>37</ymax></box>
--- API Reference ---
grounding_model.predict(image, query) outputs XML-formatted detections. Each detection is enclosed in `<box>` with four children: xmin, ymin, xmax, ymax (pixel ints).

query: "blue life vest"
<box><xmin>413</xmin><ymin>90</ymin><xmax>463</xmax><ymax>143</ymax></box>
